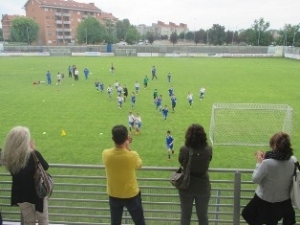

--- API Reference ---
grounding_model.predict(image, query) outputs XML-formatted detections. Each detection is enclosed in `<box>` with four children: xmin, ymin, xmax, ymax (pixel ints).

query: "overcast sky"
<box><xmin>1</xmin><ymin>0</ymin><xmax>300</xmax><ymax>30</ymax></box>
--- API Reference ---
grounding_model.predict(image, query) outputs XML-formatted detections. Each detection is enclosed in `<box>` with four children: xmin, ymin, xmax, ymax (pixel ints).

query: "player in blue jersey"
<box><xmin>83</xmin><ymin>68</ymin><xmax>89</xmax><ymax>80</ymax></box>
<box><xmin>167</xmin><ymin>72</ymin><xmax>171</xmax><ymax>84</ymax></box>
<box><xmin>162</xmin><ymin>105</ymin><xmax>169</xmax><ymax>121</ymax></box>
<box><xmin>168</xmin><ymin>86</ymin><xmax>174</xmax><ymax>97</ymax></box>
<box><xmin>95</xmin><ymin>80</ymin><xmax>100</xmax><ymax>91</ymax></box>
<box><xmin>68</xmin><ymin>66</ymin><xmax>72</xmax><ymax>78</ymax></box>
<box><xmin>171</xmin><ymin>95</ymin><xmax>177</xmax><ymax>112</ymax></box>
<box><xmin>131</xmin><ymin>92</ymin><xmax>136</xmax><ymax>109</ymax></box>
<box><xmin>99</xmin><ymin>82</ymin><xmax>104</xmax><ymax>93</ymax></box>
<box><xmin>156</xmin><ymin>95</ymin><xmax>163</xmax><ymax>111</ymax></box>
<box><xmin>46</xmin><ymin>71</ymin><xmax>52</xmax><ymax>85</ymax></box>
<box><xmin>166</xmin><ymin>130</ymin><xmax>174</xmax><ymax>160</ymax></box>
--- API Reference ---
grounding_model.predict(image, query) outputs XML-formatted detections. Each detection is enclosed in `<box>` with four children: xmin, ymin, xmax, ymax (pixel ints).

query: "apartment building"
<box><xmin>24</xmin><ymin>0</ymin><xmax>117</xmax><ymax>45</ymax></box>
<box><xmin>152</xmin><ymin>21</ymin><xmax>188</xmax><ymax>38</ymax></box>
<box><xmin>1</xmin><ymin>15</ymin><xmax>23</xmax><ymax>41</ymax></box>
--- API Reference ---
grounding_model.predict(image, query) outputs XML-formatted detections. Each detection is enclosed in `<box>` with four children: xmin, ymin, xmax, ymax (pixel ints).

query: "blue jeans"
<box><xmin>179</xmin><ymin>194</ymin><xmax>210</xmax><ymax>225</ymax></box>
<box><xmin>109</xmin><ymin>192</ymin><xmax>145</xmax><ymax>225</ymax></box>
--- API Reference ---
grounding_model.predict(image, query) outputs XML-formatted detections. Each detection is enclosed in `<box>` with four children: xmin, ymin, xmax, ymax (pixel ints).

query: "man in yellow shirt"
<box><xmin>102</xmin><ymin>125</ymin><xmax>145</xmax><ymax>225</ymax></box>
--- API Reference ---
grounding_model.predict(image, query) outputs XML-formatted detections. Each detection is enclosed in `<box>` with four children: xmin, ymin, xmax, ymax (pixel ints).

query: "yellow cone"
<box><xmin>61</xmin><ymin>129</ymin><xmax>66</xmax><ymax>136</ymax></box>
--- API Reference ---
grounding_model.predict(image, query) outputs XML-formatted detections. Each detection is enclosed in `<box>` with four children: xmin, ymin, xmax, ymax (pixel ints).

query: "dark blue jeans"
<box><xmin>109</xmin><ymin>192</ymin><xmax>145</xmax><ymax>225</ymax></box>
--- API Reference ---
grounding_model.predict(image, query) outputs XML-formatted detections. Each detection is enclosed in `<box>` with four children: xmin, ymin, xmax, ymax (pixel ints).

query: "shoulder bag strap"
<box><xmin>32</xmin><ymin>151</ymin><xmax>39</xmax><ymax>164</ymax></box>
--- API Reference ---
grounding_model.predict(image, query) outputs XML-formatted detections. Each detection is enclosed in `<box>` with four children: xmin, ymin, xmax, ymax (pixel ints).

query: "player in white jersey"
<box><xmin>199</xmin><ymin>87</ymin><xmax>206</xmax><ymax>99</ymax></box>
<box><xmin>117</xmin><ymin>95</ymin><xmax>124</xmax><ymax>108</ymax></box>
<box><xmin>107</xmin><ymin>85</ymin><xmax>113</xmax><ymax>99</ymax></box>
<box><xmin>134</xmin><ymin>113</ymin><xmax>142</xmax><ymax>134</ymax></box>
<box><xmin>128</xmin><ymin>112</ymin><xmax>135</xmax><ymax>134</ymax></box>
<box><xmin>187</xmin><ymin>92</ymin><xmax>193</xmax><ymax>107</ymax></box>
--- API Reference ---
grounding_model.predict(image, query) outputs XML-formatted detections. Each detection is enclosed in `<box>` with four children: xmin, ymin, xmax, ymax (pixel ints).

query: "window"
<box><xmin>77</xmin><ymin>11</ymin><xmax>81</xmax><ymax>15</ymax></box>
<box><xmin>45</xmin><ymin>8</ymin><xmax>48</xmax><ymax>11</ymax></box>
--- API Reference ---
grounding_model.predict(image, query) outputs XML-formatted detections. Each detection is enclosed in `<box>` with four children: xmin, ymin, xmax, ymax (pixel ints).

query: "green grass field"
<box><xmin>0</xmin><ymin>57</ymin><xmax>299</xmax><ymax>169</ymax></box>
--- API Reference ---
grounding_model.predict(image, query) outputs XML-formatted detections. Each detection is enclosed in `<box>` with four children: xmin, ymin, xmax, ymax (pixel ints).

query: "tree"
<box><xmin>194</xmin><ymin>31</ymin><xmax>201</xmax><ymax>45</ymax></box>
<box><xmin>225</xmin><ymin>30</ymin><xmax>234</xmax><ymax>45</ymax></box>
<box><xmin>239</xmin><ymin>29</ymin><xmax>256</xmax><ymax>45</ymax></box>
<box><xmin>198</xmin><ymin>29</ymin><xmax>207</xmax><ymax>44</ymax></box>
<box><xmin>104</xmin><ymin>19</ymin><xmax>116</xmax><ymax>44</ymax></box>
<box><xmin>185</xmin><ymin>31</ymin><xmax>194</xmax><ymax>41</ymax></box>
<box><xmin>208</xmin><ymin>24</ymin><xmax>225</xmax><ymax>45</ymax></box>
<box><xmin>146</xmin><ymin>31</ymin><xmax>155</xmax><ymax>45</ymax></box>
<box><xmin>169</xmin><ymin>32</ymin><xmax>178</xmax><ymax>45</ymax></box>
<box><xmin>10</xmin><ymin>17</ymin><xmax>39</xmax><ymax>44</ymax></box>
<box><xmin>178</xmin><ymin>32</ymin><xmax>185</xmax><ymax>40</ymax></box>
<box><xmin>252</xmin><ymin>18</ymin><xmax>270</xmax><ymax>46</ymax></box>
<box><xmin>124</xmin><ymin>26</ymin><xmax>140</xmax><ymax>44</ymax></box>
<box><xmin>115</xmin><ymin>19</ymin><xmax>131</xmax><ymax>41</ymax></box>
<box><xmin>76</xmin><ymin>16</ymin><xmax>106</xmax><ymax>44</ymax></box>
<box><xmin>276</xmin><ymin>24</ymin><xmax>300</xmax><ymax>46</ymax></box>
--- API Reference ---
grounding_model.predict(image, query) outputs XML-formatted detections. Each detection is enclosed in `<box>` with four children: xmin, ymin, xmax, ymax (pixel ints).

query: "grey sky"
<box><xmin>1</xmin><ymin>0</ymin><xmax>300</xmax><ymax>30</ymax></box>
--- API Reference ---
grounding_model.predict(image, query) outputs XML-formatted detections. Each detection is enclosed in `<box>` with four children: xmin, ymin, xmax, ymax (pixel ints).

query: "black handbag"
<box><xmin>170</xmin><ymin>148</ymin><xmax>193</xmax><ymax>189</ymax></box>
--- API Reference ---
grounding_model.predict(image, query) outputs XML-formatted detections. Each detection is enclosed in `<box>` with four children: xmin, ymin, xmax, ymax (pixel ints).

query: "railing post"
<box><xmin>214</xmin><ymin>190</ymin><xmax>221</xmax><ymax>225</ymax></box>
<box><xmin>21</xmin><ymin>213</ymin><xmax>24</xmax><ymax>225</ymax></box>
<box><xmin>233</xmin><ymin>171</ymin><xmax>241</xmax><ymax>225</ymax></box>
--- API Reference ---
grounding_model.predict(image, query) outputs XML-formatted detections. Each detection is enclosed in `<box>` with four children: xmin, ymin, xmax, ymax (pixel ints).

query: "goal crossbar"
<box><xmin>209</xmin><ymin>103</ymin><xmax>293</xmax><ymax>146</ymax></box>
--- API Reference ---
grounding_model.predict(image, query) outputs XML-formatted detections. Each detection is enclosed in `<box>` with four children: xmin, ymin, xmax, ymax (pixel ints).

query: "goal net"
<box><xmin>209</xmin><ymin>103</ymin><xmax>293</xmax><ymax>146</ymax></box>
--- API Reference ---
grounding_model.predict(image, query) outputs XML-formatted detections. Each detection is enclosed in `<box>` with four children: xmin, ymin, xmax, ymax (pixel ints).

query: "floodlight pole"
<box><xmin>26</xmin><ymin>26</ymin><xmax>30</xmax><ymax>45</ymax></box>
<box><xmin>193</xmin><ymin>18</ymin><xmax>196</xmax><ymax>44</ymax></box>
<box><xmin>85</xmin><ymin>27</ymin><xmax>87</xmax><ymax>45</ymax></box>
<box><xmin>292</xmin><ymin>24</ymin><xmax>300</xmax><ymax>47</ymax></box>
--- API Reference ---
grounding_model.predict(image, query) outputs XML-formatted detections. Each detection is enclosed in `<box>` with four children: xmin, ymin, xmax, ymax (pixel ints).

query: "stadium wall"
<box><xmin>0</xmin><ymin>45</ymin><xmax>299</xmax><ymax>59</ymax></box>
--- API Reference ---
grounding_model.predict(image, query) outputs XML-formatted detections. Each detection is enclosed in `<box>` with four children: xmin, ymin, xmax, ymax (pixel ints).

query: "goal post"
<box><xmin>209</xmin><ymin>103</ymin><xmax>293</xmax><ymax>146</ymax></box>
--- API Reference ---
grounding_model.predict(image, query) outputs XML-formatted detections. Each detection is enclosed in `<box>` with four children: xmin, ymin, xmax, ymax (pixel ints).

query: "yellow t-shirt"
<box><xmin>102</xmin><ymin>147</ymin><xmax>142</xmax><ymax>198</ymax></box>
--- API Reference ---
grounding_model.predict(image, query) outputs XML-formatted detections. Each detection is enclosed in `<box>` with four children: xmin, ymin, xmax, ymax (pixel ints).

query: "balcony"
<box><xmin>57</xmin><ymin>35</ymin><xmax>72</xmax><ymax>40</ymax></box>
<box><xmin>55</xmin><ymin>12</ymin><xmax>71</xmax><ymax>17</ymax></box>
<box><xmin>1</xmin><ymin>164</ymin><xmax>299</xmax><ymax>224</ymax></box>
<box><xmin>56</xmin><ymin>28</ymin><xmax>71</xmax><ymax>32</ymax></box>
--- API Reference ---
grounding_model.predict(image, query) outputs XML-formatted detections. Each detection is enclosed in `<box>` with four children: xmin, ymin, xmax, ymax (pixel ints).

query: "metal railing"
<box><xmin>0</xmin><ymin>164</ymin><xmax>299</xmax><ymax>225</ymax></box>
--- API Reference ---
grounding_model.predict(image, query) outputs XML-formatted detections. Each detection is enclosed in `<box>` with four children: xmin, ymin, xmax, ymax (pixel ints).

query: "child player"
<box><xmin>99</xmin><ymin>82</ymin><xmax>104</xmax><ymax>93</ymax></box>
<box><xmin>171</xmin><ymin>94</ymin><xmax>177</xmax><ymax>112</ymax></box>
<box><xmin>156</xmin><ymin>95</ymin><xmax>163</xmax><ymax>111</ymax></box>
<box><xmin>162</xmin><ymin>105</ymin><xmax>169</xmax><ymax>121</ymax></box>
<box><xmin>135</xmin><ymin>113</ymin><xmax>142</xmax><ymax>134</ymax></box>
<box><xmin>117</xmin><ymin>94</ymin><xmax>124</xmax><ymax>109</ymax></box>
<box><xmin>187</xmin><ymin>92</ymin><xmax>193</xmax><ymax>107</ymax></box>
<box><xmin>128</xmin><ymin>112</ymin><xmax>135</xmax><ymax>134</ymax></box>
<box><xmin>107</xmin><ymin>85</ymin><xmax>113</xmax><ymax>99</ymax></box>
<box><xmin>166</xmin><ymin>130</ymin><xmax>174</xmax><ymax>160</ymax></box>
<box><xmin>131</xmin><ymin>92</ymin><xmax>136</xmax><ymax>109</ymax></box>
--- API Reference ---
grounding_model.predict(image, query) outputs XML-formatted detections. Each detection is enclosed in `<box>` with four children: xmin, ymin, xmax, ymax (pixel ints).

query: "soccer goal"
<box><xmin>209</xmin><ymin>103</ymin><xmax>293</xmax><ymax>146</ymax></box>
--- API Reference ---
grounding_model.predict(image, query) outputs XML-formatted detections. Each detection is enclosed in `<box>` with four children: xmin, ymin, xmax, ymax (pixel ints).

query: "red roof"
<box><xmin>25</xmin><ymin>0</ymin><xmax>102</xmax><ymax>12</ymax></box>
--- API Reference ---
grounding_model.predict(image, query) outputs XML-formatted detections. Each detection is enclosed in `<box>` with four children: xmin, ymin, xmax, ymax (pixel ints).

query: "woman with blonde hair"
<box><xmin>2</xmin><ymin>126</ymin><xmax>49</xmax><ymax>225</ymax></box>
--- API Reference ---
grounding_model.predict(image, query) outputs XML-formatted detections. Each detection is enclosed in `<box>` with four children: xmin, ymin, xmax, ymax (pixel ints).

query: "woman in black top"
<box><xmin>2</xmin><ymin>126</ymin><xmax>49</xmax><ymax>225</ymax></box>
<box><xmin>178</xmin><ymin>124</ymin><xmax>212</xmax><ymax>225</ymax></box>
